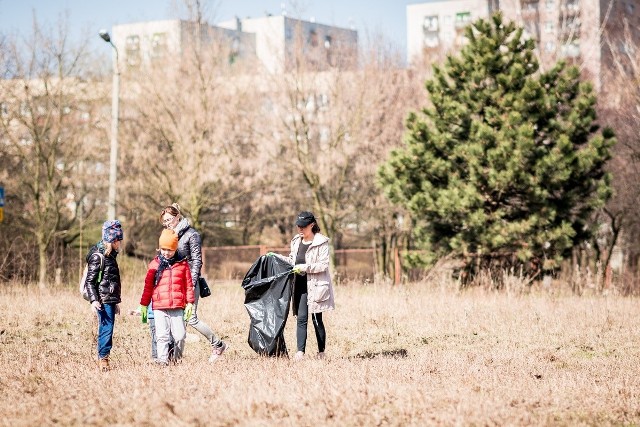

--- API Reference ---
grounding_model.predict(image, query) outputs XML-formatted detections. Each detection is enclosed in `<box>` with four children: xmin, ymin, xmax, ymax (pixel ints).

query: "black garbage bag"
<box><xmin>241</xmin><ymin>255</ymin><xmax>293</xmax><ymax>357</ymax></box>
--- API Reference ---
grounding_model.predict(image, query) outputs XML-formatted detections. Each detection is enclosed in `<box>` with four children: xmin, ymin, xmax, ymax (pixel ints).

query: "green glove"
<box><xmin>183</xmin><ymin>303</ymin><xmax>193</xmax><ymax>321</ymax></box>
<box><xmin>266</xmin><ymin>252</ymin><xmax>276</xmax><ymax>257</ymax></box>
<box><xmin>140</xmin><ymin>305</ymin><xmax>148</xmax><ymax>324</ymax></box>
<box><xmin>292</xmin><ymin>266</ymin><xmax>301</xmax><ymax>274</ymax></box>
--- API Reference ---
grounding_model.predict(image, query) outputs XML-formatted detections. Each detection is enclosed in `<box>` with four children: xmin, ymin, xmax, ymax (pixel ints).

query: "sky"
<box><xmin>0</xmin><ymin>0</ymin><xmax>422</xmax><ymax>60</ymax></box>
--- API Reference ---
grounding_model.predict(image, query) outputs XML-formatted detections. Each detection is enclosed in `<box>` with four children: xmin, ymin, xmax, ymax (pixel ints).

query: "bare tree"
<box><xmin>119</xmin><ymin>7</ymin><xmax>266</xmax><ymax>253</ymax></box>
<box><xmin>260</xmin><ymin>23</ymin><xmax>423</xmax><ymax>276</ymax></box>
<box><xmin>0</xmin><ymin>15</ymin><xmax>104</xmax><ymax>287</ymax></box>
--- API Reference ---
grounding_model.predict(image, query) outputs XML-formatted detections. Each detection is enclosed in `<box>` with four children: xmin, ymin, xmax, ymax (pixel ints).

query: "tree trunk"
<box><xmin>38</xmin><ymin>240</ymin><xmax>47</xmax><ymax>289</ymax></box>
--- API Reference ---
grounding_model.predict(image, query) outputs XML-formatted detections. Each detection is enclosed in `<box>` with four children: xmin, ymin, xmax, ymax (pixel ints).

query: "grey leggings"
<box><xmin>187</xmin><ymin>282</ymin><xmax>223</xmax><ymax>347</ymax></box>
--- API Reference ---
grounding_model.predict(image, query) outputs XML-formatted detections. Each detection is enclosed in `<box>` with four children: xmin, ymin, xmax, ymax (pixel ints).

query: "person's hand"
<box><xmin>91</xmin><ymin>301</ymin><xmax>102</xmax><ymax>313</ymax></box>
<box><xmin>265</xmin><ymin>252</ymin><xmax>276</xmax><ymax>257</ymax></box>
<box><xmin>115</xmin><ymin>304</ymin><xmax>121</xmax><ymax>315</ymax></box>
<box><xmin>140</xmin><ymin>305</ymin><xmax>148</xmax><ymax>323</ymax></box>
<box><xmin>183</xmin><ymin>303</ymin><xmax>193</xmax><ymax>321</ymax></box>
<box><xmin>292</xmin><ymin>264</ymin><xmax>306</xmax><ymax>274</ymax></box>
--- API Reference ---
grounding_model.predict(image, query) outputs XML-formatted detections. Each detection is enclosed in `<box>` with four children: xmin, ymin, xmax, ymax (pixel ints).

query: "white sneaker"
<box><xmin>294</xmin><ymin>351</ymin><xmax>304</xmax><ymax>361</ymax></box>
<box><xmin>209</xmin><ymin>341</ymin><xmax>228</xmax><ymax>363</ymax></box>
<box><xmin>317</xmin><ymin>352</ymin><xmax>326</xmax><ymax>360</ymax></box>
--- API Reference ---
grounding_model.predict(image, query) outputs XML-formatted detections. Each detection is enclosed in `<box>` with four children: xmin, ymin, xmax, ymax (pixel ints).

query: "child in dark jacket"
<box><xmin>85</xmin><ymin>220</ymin><xmax>124</xmax><ymax>372</ymax></box>
<box><xmin>139</xmin><ymin>229</ymin><xmax>195</xmax><ymax>365</ymax></box>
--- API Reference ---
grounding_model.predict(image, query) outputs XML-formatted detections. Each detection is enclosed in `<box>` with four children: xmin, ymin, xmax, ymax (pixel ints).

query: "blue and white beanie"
<box><xmin>102</xmin><ymin>220</ymin><xmax>124</xmax><ymax>243</ymax></box>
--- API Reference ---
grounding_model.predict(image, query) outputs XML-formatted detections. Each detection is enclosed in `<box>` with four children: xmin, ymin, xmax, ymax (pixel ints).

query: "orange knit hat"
<box><xmin>159</xmin><ymin>229</ymin><xmax>178</xmax><ymax>251</ymax></box>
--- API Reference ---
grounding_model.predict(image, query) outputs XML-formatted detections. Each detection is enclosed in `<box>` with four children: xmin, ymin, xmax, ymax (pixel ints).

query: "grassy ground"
<box><xmin>0</xmin><ymin>279</ymin><xmax>639</xmax><ymax>426</ymax></box>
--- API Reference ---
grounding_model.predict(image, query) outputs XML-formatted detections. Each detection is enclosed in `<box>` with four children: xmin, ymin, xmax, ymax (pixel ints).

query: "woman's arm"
<box><xmin>188</xmin><ymin>230</ymin><xmax>202</xmax><ymax>286</ymax></box>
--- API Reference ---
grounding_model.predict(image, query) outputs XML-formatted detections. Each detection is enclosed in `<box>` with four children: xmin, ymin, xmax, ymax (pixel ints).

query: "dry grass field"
<box><xmin>1</xmin><ymin>273</ymin><xmax>639</xmax><ymax>426</ymax></box>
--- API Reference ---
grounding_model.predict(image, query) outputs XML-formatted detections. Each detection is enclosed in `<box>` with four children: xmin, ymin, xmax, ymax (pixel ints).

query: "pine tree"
<box><xmin>379</xmin><ymin>14</ymin><xmax>615</xmax><ymax>275</ymax></box>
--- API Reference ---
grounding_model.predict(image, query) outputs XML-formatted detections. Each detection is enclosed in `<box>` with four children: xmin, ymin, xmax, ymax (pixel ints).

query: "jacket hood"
<box><xmin>291</xmin><ymin>232</ymin><xmax>329</xmax><ymax>247</ymax></box>
<box><xmin>173</xmin><ymin>217</ymin><xmax>191</xmax><ymax>237</ymax></box>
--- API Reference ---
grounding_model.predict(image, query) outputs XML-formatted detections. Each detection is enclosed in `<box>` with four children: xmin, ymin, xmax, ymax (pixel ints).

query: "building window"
<box><xmin>324</xmin><ymin>35</ymin><xmax>332</xmax><ymax>49</ymax></box>
<box><xmin>566</xmin><ymin>0</ymin><xmax>579</xmax><ymax>11</ymax></box>
<box><xmin>423</xmin><ymin>15</ymin><xmax>439</xmax><ymax>32</ymax></box>
<box><xmin>125</xmin><ymin>35</ymin><xmax>141</xmax><ymax>67</ymax></box>
<box><xmin>150</xmin><ymin>32</ymin><xmax>166</xmax><ymax>59</ymax></box>
<box><xmin>544</xmin><ymin>21</ymin><xmax>554</xmax><ymax>32</ymax></box>
<box><xmin>525</xmin><ymin>1</ymin><xmax>539</xmax><ymax>11</ymax></box>
<box><xmin>308</xmin><ymin>29</ymin><xmax>319</xmax><ymax>47</ymax></box>
<box><xmin>424</xmin><ymin>34</ymin><xmax>440</xmax><ymax>47</ymax></box>
<box><xmin>455</xmin><ymin>12</ymin><xmax>471</xmax><ymax>28</ymax></box>
<box><xmin>564</xmin><ymin>16</ymin><xmax>581</xmax><ymax>35</ymax></box>
<box><xmin>560</xmin><ymin>41</ymin><xmax>580</xmax><ymax>57</ymax></box>
<box><xmin>455</xmin><ymin>33</ymin><xmax>468</xmax><ymax>45</ymax></box>
<box><xmin>546</xmin><ymin>0</ymin><xmax>555</xmax><ymax>10</ymax></box>
<box><xmin>545</xmin><ymin>41</ymin><xmax>555</xmax><ymax>52</ymax></box>
<box><xmin>229</xmin><ymin>37</ymin><xmax>240</xmax><ymax>64</ymax></box>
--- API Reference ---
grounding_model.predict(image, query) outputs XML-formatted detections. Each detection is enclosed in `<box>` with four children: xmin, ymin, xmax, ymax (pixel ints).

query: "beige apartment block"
<box><xmin>112</xmin><ymin>15</ymin><xmax>358</xmax><ymax>75</ymax></box>
<box><xmin>407</xmin><ymin>0</ymin><xmax>640</xmax><ymax>91</ymax></box>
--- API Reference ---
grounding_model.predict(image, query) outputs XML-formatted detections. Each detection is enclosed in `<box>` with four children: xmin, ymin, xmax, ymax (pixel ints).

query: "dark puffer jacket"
<box><xmin>174</xmin><ymin>218</ymin><xmax>202</xmax><ymax>287</ymax></box>
<box><xmin>85</xmin><ymin>243</ymin><xmax>122</xmax><ymax>305</ymax></box>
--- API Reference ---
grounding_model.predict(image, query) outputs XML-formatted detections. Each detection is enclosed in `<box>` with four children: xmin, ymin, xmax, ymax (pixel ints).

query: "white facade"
<box><xmin>407</xmin><ymin>0</ymin><xmax>640</xmax><ymax>92</ymax></box>
<box><xmin>220</xmin><ymin>15</ymin><xmax>358</xmax><ymax>74</ymax></box>
<box><xmin>112</xmin><ymin>20</ymin><xmax>256</xmax><ymax>68</ymax></box>
<box><xmin>407</xmin><ymin>0</ymin><xmax>493</xmax><ymax>64</ymax></box>
<box><xmin>112</xmin><ymin>16</ymin><xmax>358</xmax><ymax>75</ymax></box>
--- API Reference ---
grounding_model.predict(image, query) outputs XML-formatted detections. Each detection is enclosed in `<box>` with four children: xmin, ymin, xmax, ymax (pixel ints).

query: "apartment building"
<box><xmin>218</xmin><ymin>15</ymin><xmax>358</xmax><ymax>74</ymax></box>
<box><xmin>112</xmin><ymin>20</ymin><xmax>256</xmax><ymax>68</ymax></box>
<box><xmin>407</xmin><ymin>0</ymin><xmax>640</xmax><ymax>91</ymax></box>
<box><xmin>112</xmin><ymin>15</ymin><xmax>358</xmax><ymax>74</ymax></box>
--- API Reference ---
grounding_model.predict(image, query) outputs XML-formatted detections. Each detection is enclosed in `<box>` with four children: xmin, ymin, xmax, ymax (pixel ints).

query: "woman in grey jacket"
<box><xmin>278</xmin><ymin>211</ymin><xmax>335</xmax><ymax>361</ymax></box>
<box><xmin>160</xmin><ymin>203</ymin><xmax>227</xmax><ymax>362</ymax></box>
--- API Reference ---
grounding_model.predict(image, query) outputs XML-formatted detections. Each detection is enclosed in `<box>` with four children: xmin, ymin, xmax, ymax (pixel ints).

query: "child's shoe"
<box><xmin>294</xmin><ymin>351</ymin><xmax>304</xmax><ymax>361</ymax></box>
<box><xmin>99</xmin><ymin>357</ymin><xmax>110</xmax><ymax>372</ymax></box>
<box><xmin>209</xmin><ymin>341</ymin><xmax>227</xmax><ymax>362</ymax></box>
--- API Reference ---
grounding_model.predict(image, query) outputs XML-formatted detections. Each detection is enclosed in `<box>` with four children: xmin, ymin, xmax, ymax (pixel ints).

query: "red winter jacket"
<box><xmin>140</xmin><ymin>256</ymin><xmax>195</xmax><ymax>310</ymax></box>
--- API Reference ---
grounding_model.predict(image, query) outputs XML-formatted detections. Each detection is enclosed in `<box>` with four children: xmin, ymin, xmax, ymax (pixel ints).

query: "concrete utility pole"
<box><xmin>99</xmin><ymin>29</ymin><xmax>120</xmax><ymax>220</ymax></box>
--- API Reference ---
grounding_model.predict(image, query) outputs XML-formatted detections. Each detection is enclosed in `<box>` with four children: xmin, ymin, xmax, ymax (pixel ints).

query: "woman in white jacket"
<box><xmin>279</xmin><ymin>211</ymin><xmax>335</xmax><ymax>361</ymax></box>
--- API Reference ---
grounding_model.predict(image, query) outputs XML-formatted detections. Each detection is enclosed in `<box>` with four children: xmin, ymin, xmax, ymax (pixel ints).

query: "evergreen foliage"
<box><xmin>379</xmin><ymin>14</ymin><xmax>615</xmax><ymax>272</ymax></box>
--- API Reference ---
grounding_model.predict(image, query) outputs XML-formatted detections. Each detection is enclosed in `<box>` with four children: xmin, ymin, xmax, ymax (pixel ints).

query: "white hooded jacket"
<box><xmin>283</xmin><ymin>232</ymin><xmax>335</xmax><ymax>314</ymax></box>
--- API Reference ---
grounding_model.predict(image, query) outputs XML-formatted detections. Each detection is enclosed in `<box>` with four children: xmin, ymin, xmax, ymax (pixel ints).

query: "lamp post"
<box><xmin>99</xmin><ymin>29</ymin><xmax>120</xmax><ymax>220</ymax></box>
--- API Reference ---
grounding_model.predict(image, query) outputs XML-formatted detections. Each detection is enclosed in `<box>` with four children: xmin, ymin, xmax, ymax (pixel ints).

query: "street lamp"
<box><xmin>99</xmin><ymin>29</ymin><xmax>120</xmax><ymax>220</ymax></box>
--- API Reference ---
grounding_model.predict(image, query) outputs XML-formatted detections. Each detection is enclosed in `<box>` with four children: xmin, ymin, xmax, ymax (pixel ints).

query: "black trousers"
<box><xmin>293</xmin><ymin>277</ymin><xmax>326</xmax><ymax>353</ymax></box>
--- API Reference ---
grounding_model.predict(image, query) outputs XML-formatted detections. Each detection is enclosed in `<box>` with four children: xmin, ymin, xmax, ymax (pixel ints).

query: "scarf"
<box><xmin>153</xmin><ymin>251</ymin><xmax>186</xmax><ymax>287</ymax></box>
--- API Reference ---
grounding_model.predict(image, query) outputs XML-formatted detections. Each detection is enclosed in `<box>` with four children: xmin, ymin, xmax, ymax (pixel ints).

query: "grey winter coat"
<box><xmin>284</xmin><ymin>233</ymin><xmax>335</xmax><ymax>314</ymax></box>
<box><xmin>174</xmin><ymin>218</ymin><xmax>202</xmax><ymax>288</ymax></box>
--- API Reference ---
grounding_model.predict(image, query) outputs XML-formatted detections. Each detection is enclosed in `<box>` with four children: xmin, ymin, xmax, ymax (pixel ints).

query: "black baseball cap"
<box><xmin>296</xmin><ymin>211</ymin><xmax>316</xmax><ymax>227</ymax></box>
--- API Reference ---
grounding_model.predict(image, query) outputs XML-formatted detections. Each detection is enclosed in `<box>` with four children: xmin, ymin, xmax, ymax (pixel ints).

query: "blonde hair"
<box><xmin>104</xmin><ymin>241</ymin><xmax>115</xmax><ymax>256</ymax></box>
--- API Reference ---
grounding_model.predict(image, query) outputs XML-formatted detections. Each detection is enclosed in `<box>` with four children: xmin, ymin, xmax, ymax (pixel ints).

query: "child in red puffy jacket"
<box><xmin>139</xmin><ymin>229</ymin><xmax>195</xmax><ymax>365</ymax></box>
